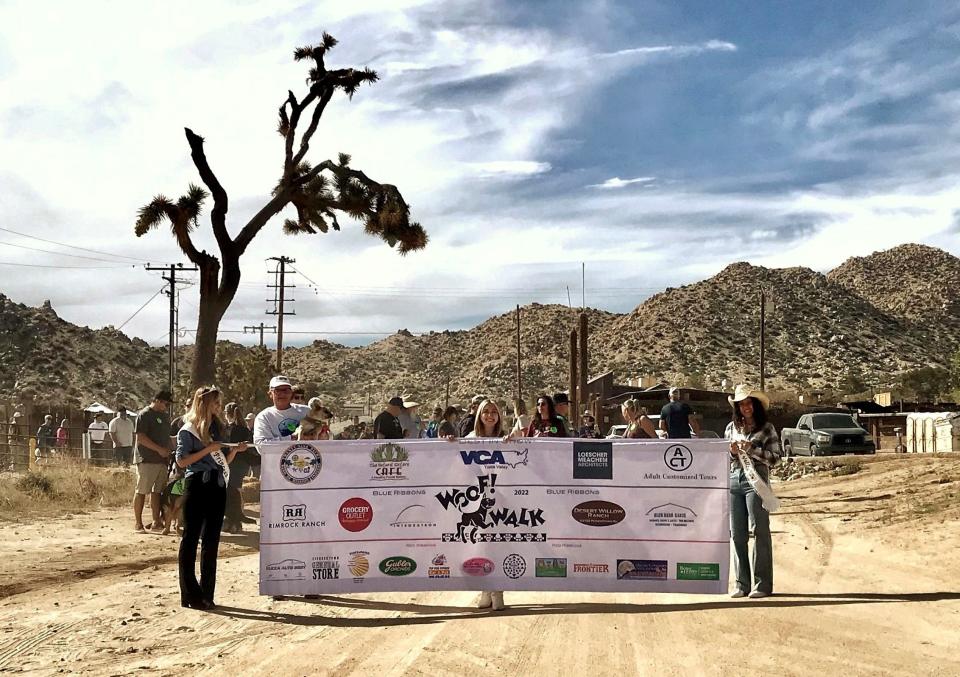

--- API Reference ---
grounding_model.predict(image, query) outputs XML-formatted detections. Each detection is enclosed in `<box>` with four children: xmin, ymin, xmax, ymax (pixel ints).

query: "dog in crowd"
<box><xmin>159</xmin><ymin>476</ymin><xmax>186</xmax><ymax>535</ymax></box>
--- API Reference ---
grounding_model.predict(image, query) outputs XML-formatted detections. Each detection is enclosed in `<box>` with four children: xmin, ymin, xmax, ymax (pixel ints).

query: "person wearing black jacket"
<box><xmin>222</xmin><ymin>402</ymin><xmax>255</xmax><ymax>533</ymax></box>
<box><xmin>457</xmin><ymin>395</ymin><xmax>486</xmax><ymax>438</ymax></box>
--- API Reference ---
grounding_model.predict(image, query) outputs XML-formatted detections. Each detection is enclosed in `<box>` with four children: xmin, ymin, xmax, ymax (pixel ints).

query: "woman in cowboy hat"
<box><xmin>725</xmin><ymin>384</ymin><xmax>781</xmax><ymax>599</ymax></box>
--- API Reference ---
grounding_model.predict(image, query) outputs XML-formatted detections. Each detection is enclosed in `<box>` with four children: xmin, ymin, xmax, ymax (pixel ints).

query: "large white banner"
<box><xmin>258</xmin><ymin>438</ymin><xmax>730</xmax><ymax>595</ymax></box>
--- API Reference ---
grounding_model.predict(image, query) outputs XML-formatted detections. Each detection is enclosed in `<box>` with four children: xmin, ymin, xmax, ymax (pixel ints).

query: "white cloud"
<box><xmin>466</xmin><ymin>161</ymin><xmax>552</xmax><ymax>178</ymax></box>
<box><xmin>588</xmin><ymin>176</ymin><xmax>656</xmax><ymax>190</ymax></box>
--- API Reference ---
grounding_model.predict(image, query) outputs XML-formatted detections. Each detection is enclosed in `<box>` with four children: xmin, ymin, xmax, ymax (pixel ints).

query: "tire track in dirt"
<box><xmin>795</xmin><ymin>512</ymin><xmax>834</xmax><ymax>584</ymax></box>
<box><xmin>0</xmin><ymin>620</ymin><xmax>84</xmax><ymax>670</ymax></box>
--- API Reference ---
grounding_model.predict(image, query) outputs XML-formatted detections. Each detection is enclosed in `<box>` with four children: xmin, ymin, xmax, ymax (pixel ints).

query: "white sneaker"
<box><xmin>491</xmin><ymin>591</ymin><xmax>505</xmax><ymax>611</ymax></box>
<box><xmin>748</xmin><ymin>590</ymin><xmax>769</xmax><ymax>599</ymax></box>
<box><xmin>477</xmin><ymin>591</ymin><xmax>492</xmax><ymax>609</ymax></box>
<box><xmin>730</xmin><ymin>589</ymin><xmax>747</xmax><ymax>598</ymax></box>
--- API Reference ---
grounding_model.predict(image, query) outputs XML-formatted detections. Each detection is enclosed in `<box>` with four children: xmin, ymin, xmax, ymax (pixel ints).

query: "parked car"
<box><xmin>781</xmin><ymin>413</ymin><xmax>876</xmax><ymax>457</ymax></box>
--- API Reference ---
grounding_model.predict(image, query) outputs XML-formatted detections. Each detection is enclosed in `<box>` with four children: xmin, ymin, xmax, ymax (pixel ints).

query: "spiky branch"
<box><xmin>134</xmin><ymin>33</ymin><xmax>427</xmax><ymax>386</ymax></box>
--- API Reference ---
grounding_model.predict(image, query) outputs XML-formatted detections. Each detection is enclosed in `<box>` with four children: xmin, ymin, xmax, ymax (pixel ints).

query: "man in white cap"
<box><xmin>253</xmin><ymin>376</ymin><xmax>310</xmax><ymax>444</ymax></box>
<box><xmin>398</xmin><ymin>397</ymin><xmax>421</xmax><ymax>438</ymax></box>
<box><xmin>660</xmin><ymin>387</ymin><xmax>701</xmax><ymax>439</ymax></box>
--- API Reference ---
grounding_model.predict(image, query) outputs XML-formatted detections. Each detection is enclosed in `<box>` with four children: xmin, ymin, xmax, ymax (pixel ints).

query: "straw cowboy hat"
<box><xmin>728</xmin><ymin>384</ymin><xmax>770</xmax><ymax>410</ymax></box>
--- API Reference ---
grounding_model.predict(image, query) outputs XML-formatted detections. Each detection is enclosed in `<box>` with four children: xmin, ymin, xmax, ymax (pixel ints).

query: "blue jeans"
<box><xmin>729</xmin><ymin>464</ymin><xmax>773</xmax><ymax>594</ymax></box>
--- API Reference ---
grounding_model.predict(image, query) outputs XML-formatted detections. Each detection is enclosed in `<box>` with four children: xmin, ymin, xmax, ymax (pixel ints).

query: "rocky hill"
<box><xmin>0</xmin><ymin>295</ymin><xmax>167</xmax><ymax>408</ymax></box>
<box><xmin>2</xmin><ymin>243</ymin><xmax>959</xmax><ymax>409</ymax></box>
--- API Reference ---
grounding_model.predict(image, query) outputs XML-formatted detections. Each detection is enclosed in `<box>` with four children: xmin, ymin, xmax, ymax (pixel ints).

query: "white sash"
<box><xmin>182</xmin><ymin>422</ymin><xmax>230</xmax><ymax>486</ymax></box>
<box><xmin>735</xmin><ymin>449</ymin><xmax>780</xmax><ymax>512</ymax></box>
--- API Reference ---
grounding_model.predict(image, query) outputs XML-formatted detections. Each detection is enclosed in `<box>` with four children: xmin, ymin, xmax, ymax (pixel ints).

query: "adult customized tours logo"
<box><xmin>572</xmin><ymin>442</ymin><xmax>613</xmax><ymax>480</ymax></box>
<box><xmin>462</xmin><ymin>557</ymin><xmax>495</xmax><ymax>576</ymax></box>
<box><xmin>268</xmin><ymin>504</ymin><xmax>326</xmax><ymax>530</ymax></box>
<box><xmin>348</xmin><ymin>551</ymin><xmax>370</xmax><ymax>580</ymax></box>
<box><xmin>571</xmin><ymin>500</ymin><xmax>626</xmax><ymax>527</ymax></box>
<box><xmin>535</xmin><ymin>558</ymin><xmax>567</xmax><ymax>578</ymax></box>
<box><xmin>370</xmin><ymin>443</ymin><xmax>410</xmax><ymax>481</ymax></box>
<box><xmin>646</xmin><ymin>503</ymin><xmax>697</xmax><ymax>528</ymax></box>
<box><xmin>435</xmin><ymin>473</ymin><xmax>546</xmax><ymax>543</ymax></box>
<box><xmin>379</xmin><ymin>556</ymin><xmax>417</xmax><ymax>576</ymax></box>
<box><xmin>279</xmin><ymin>443</ymin><xmax>322</xmax><ymax>485</ymax></box>
<box><xmin>311</xmin><ymin>555</ymin><xmax>339</xmax><ymax>580</ymax></box>
<box><xmin>429</xmin><ymin>553</ymin><xmax>451</xmax><ymax>579</ymax></box>
<box><xmin>663</xmin><ymin>445</ymin><xmax>693</xmax><ymax>471</ymax></box>
<box><xmin>616</xmin><ymin>559</ymin><xmax>668</xmax><ymax>580</ymax></box>
<box><xmin>339</xmin><ymin>497</ymin><xmax>373</xmax><ymax>532</ymax></box>
<box><xmin>389</xmin><ymin>504</ymin><xmax>437</xmax><ymax>529</ymax></box>
<box><xmin>264</xmin><ymin>558</ymin><xmax>306</xmax><ymax>581</ymax></box>
<box><xmin>502</xmin><ymin>554</ymin><xmax>527</xmax><ymax>579</ymax></box>
<box><xmin>459</xmin><ymin>448</ymin><xmax>529</xmax><ymax>468</ymax></box>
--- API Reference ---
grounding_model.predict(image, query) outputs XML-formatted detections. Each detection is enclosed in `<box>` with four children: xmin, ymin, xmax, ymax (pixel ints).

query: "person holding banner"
<box><xmin>175</xmin><ymin>385</ymin><xmax>247</xmax><ymax>610</ymax></box>
<box><xmin>514</xmin><ymin>394</ymin><xmax>568</xmax><ymax>438</ymax></box>
<box><xmin>466</xmin><ymin>399</ymin><xmax>504</xmax><ymax>438</ymax></box>
<box><xmin>725</xmin><ymin>384</ymin><xmax>780</xmax><ymax>599</ymax></box>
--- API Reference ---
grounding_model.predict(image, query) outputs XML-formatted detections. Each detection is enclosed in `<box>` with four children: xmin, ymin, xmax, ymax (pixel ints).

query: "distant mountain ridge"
<box><xmin>2</xmin><ymin>243</ymin><xmax>958</xmax><ymax>408</ymax></box>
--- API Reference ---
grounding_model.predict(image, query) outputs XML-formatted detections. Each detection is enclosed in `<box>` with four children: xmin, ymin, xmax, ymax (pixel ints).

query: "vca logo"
<box><xmin>460</xmin><ymin>449</ymin><xmax>528</xmax><ymax>468</ymax></box>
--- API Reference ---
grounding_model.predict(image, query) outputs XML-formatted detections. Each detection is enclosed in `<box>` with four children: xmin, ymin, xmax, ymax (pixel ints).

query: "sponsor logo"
<box><xmin>462</xmin><ymin>557</ymin><xmax>495</xmax><ymax>577</ymax></box>
<box><xmin>617</xmin><ymin>559</ymin><xmax>668</xmax><ymax>580</ymax></box>
<box><xmin>389</xmin><ymin>504</ymin><xmax>437</xmax><ymax>528</ymax></box>
<box><xmin>379</xmin><ymin>556</ymin><xmax>417</xmax><ymax>576</ymax></box>
<box><xmin>502</xmin><ymin>554</ymin><xmax>527</xmax><ymax>579</ymax></box>
<box><xmin>646</xmin><ymin>503</ymin><xmax>697</xmax><ymax>528</ymax></box>
<box><xmin>264</xmin><ymin>558</ymin><xmax>306</xmax><ymax>581</ymax></box>
<box><xmin>370</xmin><ymin>442</ymin><xmax>410</xmax><ymax>481</ymax></box>
<box><xmin>268</xmin><ymin>504</ymin><xmax>325</xmax><ymax>530</ymax></box>
<box><xmin>279</xmin><ymin>443</ymin><xmax>322</xmax><ymax>485</ymax></box>
<box><xmin>677</xmin><ymin>563</ymin><xmax>720</xmax><ymax>581</ymax></box>
<box><xmin>572</xmin><ymin>563</ymin><xmax>609</xmax><ymax>574</ymax></box>
<box><xmin>571</xmin><ymin>500</ymin><xmax>626</xmax><ymax>527</ymax></box>
<box><xmin>339</xmin><ymin>497</ymin><xmax>373</xmax><ymax>532</ymax></box>
<box><xmin>435</xmin><ymin>473</ymin><xmax>547</xmax><ymax>543</ymax></box>
<box><xmin>348</xmin><ymin>551</ymin><xmax>370</xmax><ymax>579</ymax></box>
<box><xmin>573</xmin><ymin>442</ymin><xmax>613</xmax><ymax>480</ymax></box>
<box><xmin>459</xmin><ymin>448</ymin><xmax>529</xmax><ymax>468</ymax></box>
<box><xmin>311</xmin><ymin>555</ymin><xmax>339</xmax><ymax>580</ymax></box>
<box><xmin>663</xmin><ymin>445</ymin><xmax>693</xmax><ymax>471</ymax></box>
<box><xmin>429</xmin><ymin>553</ymin><xmax>451</xmax><ymax>579</ymax></box>
<box><xmin>535</xmin><ymin>558</ymin><xmax>567</xmax><ymax>577</ymax></box>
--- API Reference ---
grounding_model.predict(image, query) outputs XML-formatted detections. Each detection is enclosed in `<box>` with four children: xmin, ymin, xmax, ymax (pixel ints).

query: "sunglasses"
<box><xmin>199</xmin><ymin>385</ymin><xmax>219</xmax><ymax>397</ymax></box>
<box><xmin>537</xmin><ymin>401</ymin><xmax>548</xmax><ymax>407</ymax></box>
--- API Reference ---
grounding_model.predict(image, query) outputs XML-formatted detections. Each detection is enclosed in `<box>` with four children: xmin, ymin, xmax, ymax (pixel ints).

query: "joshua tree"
<box><xmin>135</xmin><ymin>34</ymin><xmax>427</xmax><ymax>386</ymax></box>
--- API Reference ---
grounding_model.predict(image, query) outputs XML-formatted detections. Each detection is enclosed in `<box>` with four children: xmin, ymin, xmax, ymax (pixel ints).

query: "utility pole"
<box><xmin>267</xmin><ymin>256</ymin><xmax>296</xmax><ymax>373</ymax></box>
<box><xmin>759</xmin><ymin>287</ymin><xmax>766</xmax><ymax>391</ymax></box>
<box><xmin>515</xmin><ymin>305</ymin><xmax>522</xmax><ymax>403</ymax></box>
<box><xmin>244</xmin><ymin>322</ymin><xmax>276</xmax><ymax>348</ymax></box>
<box><xmin>569</xmin><ymin>329</ymin><xmax>578</xmax><ymax>419</ymax></box>
<box><xmin>578</xmin><ymin>312</ymin><xmax>589</xmax><ymax>419</ymax></box>
<box><xmin>146</xmin><ymin>263</ymin><xmax>197</xmax><ymax>392</ymax></box>
<box><xmin>581</xmin><ymin>262</ymin><xmax>585</xmax><ymax>310</ymax></box>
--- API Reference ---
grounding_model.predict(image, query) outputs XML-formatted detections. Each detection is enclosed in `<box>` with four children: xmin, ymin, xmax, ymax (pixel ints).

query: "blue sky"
<box><xmin>1</xmin><ymin>0</ymin><xmax>959</xmax><ymax>346</ymax></box>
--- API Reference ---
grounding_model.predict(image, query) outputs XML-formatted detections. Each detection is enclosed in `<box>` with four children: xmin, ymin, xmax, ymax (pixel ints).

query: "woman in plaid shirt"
<box><xmin>725</xmin><ymin>385</ymin><xmax>780</xmax><ymax>599</ymax></box>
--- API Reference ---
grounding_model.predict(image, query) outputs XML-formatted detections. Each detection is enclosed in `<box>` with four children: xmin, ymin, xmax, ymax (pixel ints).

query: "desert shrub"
<box><xmin>15</xmin><ymin>472</ymin><xmax>54</xmax><ymax>497</ymax></box>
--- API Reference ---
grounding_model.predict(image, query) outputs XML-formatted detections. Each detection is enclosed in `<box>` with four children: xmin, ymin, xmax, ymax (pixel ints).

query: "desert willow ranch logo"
<box><xmin>435</xmin><ymin>473</ymin><xmax>546</xmax><ymax>543</ymax></box>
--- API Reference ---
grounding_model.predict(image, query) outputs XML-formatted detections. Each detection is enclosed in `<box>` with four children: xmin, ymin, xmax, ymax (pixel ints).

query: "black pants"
<box><xmin>178</xmin><ymin>475</ymin><xmax>226</xmax><ymax>604</ymax></box>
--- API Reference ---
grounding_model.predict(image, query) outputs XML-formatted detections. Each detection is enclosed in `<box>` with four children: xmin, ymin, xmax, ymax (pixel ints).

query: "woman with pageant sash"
<box><xmin>175</xmin><ymin>385</ymin><xmax>247</xmax><ymax>610</ymax></box>
<box><xmin>725</xmin><ymin>384</ymin><xmax>780</xmax><ymax>599</ymax></box>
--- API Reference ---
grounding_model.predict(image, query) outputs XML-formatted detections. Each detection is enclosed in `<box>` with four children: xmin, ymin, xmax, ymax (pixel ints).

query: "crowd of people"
<box><xmin>10</xmin><ymin>375</ymin><xmax>780</xmax><ymax>610</ymax></box>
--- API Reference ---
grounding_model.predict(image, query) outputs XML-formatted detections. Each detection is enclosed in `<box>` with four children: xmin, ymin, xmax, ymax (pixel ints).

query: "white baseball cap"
<box><xmin>269</xmin><ymin>375</ymin><xmax>293</xmax><ymax>389</ymax></box>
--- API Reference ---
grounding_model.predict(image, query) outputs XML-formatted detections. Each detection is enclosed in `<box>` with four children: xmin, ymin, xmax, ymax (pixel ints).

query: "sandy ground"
<box><xmin>1</xmin><ymin>455</ymin><xmax>959</xmax><ymax>676</ymax></box>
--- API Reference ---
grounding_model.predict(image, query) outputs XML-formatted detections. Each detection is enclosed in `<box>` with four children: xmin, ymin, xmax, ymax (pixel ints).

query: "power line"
<box><xmin>0</xmin><ymin>240</ymin><xmax>133</xmax><ymax>263</ymax></box>
<box><xmin>0</xmin><ymin>226</ymin><xmax>149</xmax><ymax>263</ymax></box>
<box><xmin>0</xmin><ymin>261</ymin><xmax>133</xmax><ymax>269</ymax></box>
<box><xmin>117</xmin><ymin>287</ymin><xmax>165</xmax><ymax>330</ymax></box>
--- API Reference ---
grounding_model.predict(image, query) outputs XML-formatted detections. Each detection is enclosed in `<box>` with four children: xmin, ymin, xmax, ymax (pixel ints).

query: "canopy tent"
<box><xmin>83</xmin><ymin>402</ymin><xmax>115</xmax><ymax>414</ymax></box>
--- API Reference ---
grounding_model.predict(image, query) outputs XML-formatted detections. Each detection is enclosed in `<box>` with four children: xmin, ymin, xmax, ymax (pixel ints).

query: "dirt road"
<box><xmin>1</xmin><ymin>455</ymin><xmax>958</xmax><ymax>676</ymax></box>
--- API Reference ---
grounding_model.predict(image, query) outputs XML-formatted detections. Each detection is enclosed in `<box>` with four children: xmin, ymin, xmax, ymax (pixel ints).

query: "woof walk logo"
<box><xmin>434</xmin><ymin>473</ymin><xmax>547</xmax><ymax>543</ymax></box>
